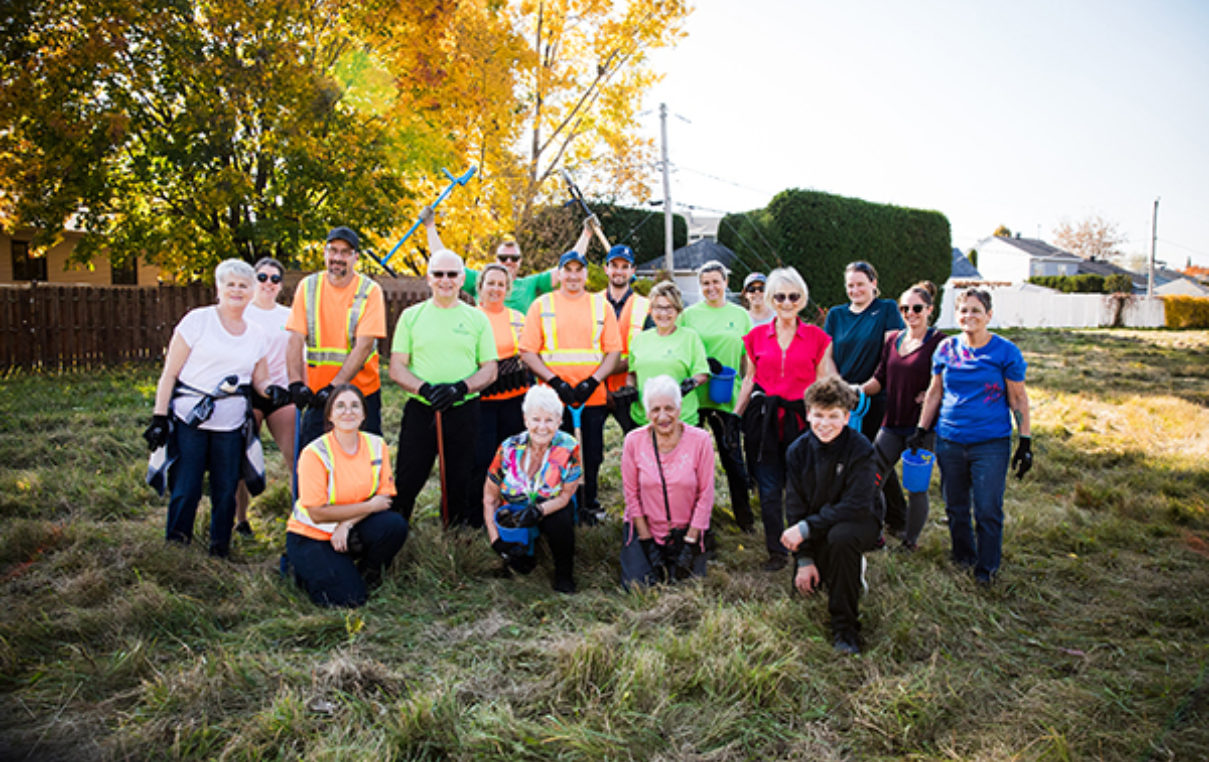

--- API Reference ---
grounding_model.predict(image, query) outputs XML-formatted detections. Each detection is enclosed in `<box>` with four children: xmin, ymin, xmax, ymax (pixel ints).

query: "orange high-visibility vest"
<box><xmin>288</xmin><ymin>431</ymin><xmax>385</xmax><ymax>541</ymax></box>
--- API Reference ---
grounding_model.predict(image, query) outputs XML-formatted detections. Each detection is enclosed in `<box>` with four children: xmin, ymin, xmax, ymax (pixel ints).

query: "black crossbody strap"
<box><xmin>650</xmin><ymin>428</ymin><xmax>673</xmax><ymax>526</ymax></box>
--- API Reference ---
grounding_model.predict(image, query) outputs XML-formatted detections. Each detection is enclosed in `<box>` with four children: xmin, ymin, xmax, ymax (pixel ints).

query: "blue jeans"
<box><xmin>166</xmin><ymin>422</ymin><xmax>243</xmax><ymax>557</ymax></box>
<box><xmin>285</xmin><ymin>511</ymin><xmax>409</xmax><ymax>607</ymax></box>
<box><xmin>753</xmin><ymin>456</ymin><xmax>788</xmax><ymax>558</ymax></box>
<box><xmin>935</xmin><ymin>436</ymin><xmax>1010</xmax><ymax>581</ymax></box>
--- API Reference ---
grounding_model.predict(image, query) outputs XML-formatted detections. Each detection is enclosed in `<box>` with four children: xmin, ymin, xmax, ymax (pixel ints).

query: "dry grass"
<box><xmin>1</xmin><ymin>329</ymin><xmax>1208</xmax><ymax>760</ymax></box>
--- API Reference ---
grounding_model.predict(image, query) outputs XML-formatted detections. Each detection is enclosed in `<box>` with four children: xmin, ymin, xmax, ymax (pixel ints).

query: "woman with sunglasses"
<box><xmin>233</xmin><ymin>257</ymin><xmax>297</xmax><ymax>537</ymax></box>
<box><xmin>857</xmin><ymin>281</ymin><xmax>946</xmax><ymax>550</ymax></box>
<box><xmin>742</xmin><ymin>273</ymin><xmax>774</xmax><ymax>327</ymax></box>
<box><xmin>736</xmin><ymin>267</ymin><xmax>836</xmax><ymax>571</ymax></box>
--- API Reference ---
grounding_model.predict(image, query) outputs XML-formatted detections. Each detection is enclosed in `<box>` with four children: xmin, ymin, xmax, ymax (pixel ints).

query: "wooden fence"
<box><xmin>0</xmin><ymin>277</ymin><xmax>432</xmax><ymax>371</ymax></box>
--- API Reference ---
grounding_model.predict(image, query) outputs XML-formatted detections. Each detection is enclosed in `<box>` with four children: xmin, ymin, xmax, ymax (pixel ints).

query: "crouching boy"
<box><xmin>780</xmin><ymin>377</ymin><xmax>883</xmax><ymax>655</ymax></box>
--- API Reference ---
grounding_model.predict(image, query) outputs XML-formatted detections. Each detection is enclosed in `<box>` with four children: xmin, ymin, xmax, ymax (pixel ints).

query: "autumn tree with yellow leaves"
<box><xmin>0</xmin><ymin>0</ymin><xmax>689</xmax><ymax>278</ymax></box>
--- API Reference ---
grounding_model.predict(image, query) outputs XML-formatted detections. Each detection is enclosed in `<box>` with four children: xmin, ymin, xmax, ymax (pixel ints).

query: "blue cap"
<box><xmin>559</xmin><ymin>250</ymin><xmax>588</xmax><ymax>269</ymax></box>
<box><xmin>606</xmin><ymin>244</ymin><xmax>634</xmax><ymax>264</ymax></box>
<box><xmin>325</xmin><ymin>226</ymin><xmax>360</xmax><ymax>251</ymax></box>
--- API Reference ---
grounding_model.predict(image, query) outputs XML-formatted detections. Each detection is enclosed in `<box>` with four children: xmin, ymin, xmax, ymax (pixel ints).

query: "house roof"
<box><xmin>951</xmin><ymin>248</ymin><xmax>981</xmax><ymax>278</ymax></box>
<box><xmin>634</xmin><ymin>238</ymin><xmax>742</xmax><ymax>275</ymax></box>
<box><xmin>981</xmin><ymin>235</ymin><xmax>1083</xmax><ymax>262</ymax></box>
<box><xmin>1076</xmin><ymin>258</ymin><xmax>1146</xmax><ymax>290</ymax></box>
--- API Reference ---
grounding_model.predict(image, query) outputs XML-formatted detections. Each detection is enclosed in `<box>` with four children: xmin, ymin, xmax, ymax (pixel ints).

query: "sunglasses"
<box><xmin>430</xmin><ymin>270</ymin><xmax>460</xmax><ymax>279</ymax></box>
<box><xmin>899</xmin><ymin>303</ymin><xmax>926</xmax><ymax>314</ymax></box>
<box><xmin>257</xmin><ymin>272</ymin><xmax>282</xmax><ymax>284</ymax></box>
<box><xmin>497</xmin><ymin>255</ymin><xmax>521</xmax><ymax>264</ymax></box>
<box><xmin>772</xmin><ymin>292</ymin><xmax>802</xmax><ymax>304</ymax></box>
<box><xmin>745</xmin><ymin>285</ymin><xmax>764</xmax><ymax>293</ymax></box>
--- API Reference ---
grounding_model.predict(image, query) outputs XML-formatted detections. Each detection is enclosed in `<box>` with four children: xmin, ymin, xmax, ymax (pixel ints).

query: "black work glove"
<box><xmin>434</xmin><ymin>380</ymin><xmax>469</xmax><ymax>412</ymax></box>
<box><xmin>906</xmin><ymin>426</ymin><xmax>928</xmax><ymax>453</ymax></box>
<box><xmin>288</xmin><ymin>381</ymin><xmax>313</xmax><ymax>409</ymax></box>
<box><xmin>679</xmin><ymin>377</ymin><xmax>698</xmax><ymax>396</ymax></box>
<box><xmin>1011</xmin><ymin>436</ymin><xmax>1033</xmax><ymax>479</ymax></box>
<box><xmin>612</xmin><ymin>385</ymin><xmax>639</xmax><ymax>408</ymax></box>
<box><xmin>418</xmin><ymin>382</ymin><xmax>442</xmax><ymax>406</ymax></box>
<box><xmin>573</xmin><ymin>376</ymin><xmax>600</xmax><ymax>404</ymax></box>
<box><xmin>515</xmin><ymin>502</ymin><xmax>545</xmax><ymax>528</ymax></box>
<box><xmin>549</xmin><ymin>376</ymin><xmax>577</xmax><ymax>406</ymax></box>
<box><xmin>492</xmin><ymin>538</ymin><xmax>528</xmax><ymax>563</ymax></box>
<box><xmin>640</xmin><ymin>538</ymin><xmax>666</xmax><ymax>579</ymax></box>
<box><xmin>265</xmin><ymin>385</ymin><xmax>291</xmax><ymax>409</ymax></box>
<box><xmin>706</xmin><ymin>357</ymin><xmax>723</xmax><ymax>375</ymax></box>
<box><xmin>673</xmin><ymin>540</ymin><xmax>696</xmax><ymax>575</ymax></box>
<box><xmin>143</xmin><ymin>414</ymin><xmax>171</xmax><ymax>450</ymax></box>
<box><xmin>310</xmin><ymin>384</ymin><xmax>334</xmax><ymax>411</ymax></box>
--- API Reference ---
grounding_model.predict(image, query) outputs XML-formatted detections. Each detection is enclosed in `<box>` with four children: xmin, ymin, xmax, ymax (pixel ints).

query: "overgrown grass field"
<box><xmin>2</xmin><ymin>329</ymin><xmax>1207</xmax><ymax>760</ymax></box>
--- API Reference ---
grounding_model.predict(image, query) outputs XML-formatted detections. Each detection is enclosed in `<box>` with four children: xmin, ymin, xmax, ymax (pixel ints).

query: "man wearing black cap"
<box><xmin>601</xmin><ymin>244</ymin><xmax>652</xmax><ymax>434</ymax></box>
<box><xmin>286</xmin><ymin>226</ymin><xmax>387</xmax><ymax>449</ymax></box>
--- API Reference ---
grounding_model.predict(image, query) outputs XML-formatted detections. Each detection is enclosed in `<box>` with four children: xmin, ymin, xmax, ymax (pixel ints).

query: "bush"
<box><xmin>1104</xmin><ymin>274</ymin><xmax>1134</xmax><ymax>294</ymax></box>
<box><xmin>1162</xmin><ymin>295</ymin><xmax>1209</xmax><ymax>328</ymax></box>
<box><xmin>718</xmin><ymin>189</ymin><xmax>950</xmax><ymax>309</ymax></box>
<box><xmin>1030</xmin><ymin>274</ymin><xmax>1106</xmax><ymax>293</ymax></box>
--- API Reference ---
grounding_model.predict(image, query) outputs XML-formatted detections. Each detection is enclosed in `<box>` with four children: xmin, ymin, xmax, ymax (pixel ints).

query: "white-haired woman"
<box><xmin>483</xmin><ymin>385</ymin><xmax>583</xmax><ymax>594</ymax></box>
<box><xmin>735</xmin><ymin>266</ymin><xmax>836</xmax><ymax>571</ymax></box>
<box><xmin>144</xmin><ymin>259</ymin><xmax>286</xmax><ymax>557</ymax></box>
<box><xmin>678</xmin><ymin>260</ymin><xmax>755</xmax><ymax>532</ymax></box>
<box><xmin>619</xmin><ymin>375</ymin><xmax>716</xmax><ymax>588</ymax></box>
<box><xmin>234</xmin><ymin>256</ymin><xmax>296</xmax><ymax>538</ymax></box>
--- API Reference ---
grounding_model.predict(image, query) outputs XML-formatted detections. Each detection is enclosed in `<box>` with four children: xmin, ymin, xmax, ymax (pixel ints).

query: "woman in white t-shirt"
<box><xmin>143</xmin><ymin>259</ymin><xmax>285</xmax><ymax>558</ymax></box>
<box><xmin>233</xmin><ymin>257</ymin><xmax>297</xmax><ymax>537</ymax></box>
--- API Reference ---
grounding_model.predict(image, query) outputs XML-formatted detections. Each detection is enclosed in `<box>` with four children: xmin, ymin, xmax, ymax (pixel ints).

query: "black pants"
<box><xmin>392</xmin><ymin>397</ymin><xmax>481</xmax><ymax>527</ymax></box>
<box><xmin>607</xmin><ymin>391</ymin><xmax>637</xmax><ymax>435</ymax></box>
<box><xmin>298</xmin><ymin>389</ymin><xmax>382</xmax><ymax>450</ymax></box>
<box><xmin>699</xmin><ymin>408</ymin><xmax>753</xmax><ymax>531</ymax></box>
<box><xmin>473</xmin><ymin>396</ymin><xmax>526</xmax><ymax>511</ymax></box>
<box><xmin>857</xmin><ymin>393</ymin><xmax>905</xmax><ymax>532</ymax></box>
<box><xmin>798</xmin><ymin>513</ymin><xmax>880</xmax><ymax>638</ymax></box>
<box><xmin>561</xmin><ymin>404</ymin><xmax>606</xmax><ymax>515</ymax></box>
<box><xmin>285</xmin><ymin>512</ymin><xmax>409</xmax><ymax>608</ymax></box>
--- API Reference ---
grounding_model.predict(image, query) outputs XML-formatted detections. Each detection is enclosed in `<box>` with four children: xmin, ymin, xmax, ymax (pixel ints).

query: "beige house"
<box><xmin>1</xmin><ymin>230</ymin><xmax>165</xmax><ymax>286</ymax></box>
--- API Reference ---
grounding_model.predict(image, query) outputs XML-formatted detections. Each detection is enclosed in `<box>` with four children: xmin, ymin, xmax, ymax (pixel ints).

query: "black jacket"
<box><xmin>784</xmin><ymin>427</ymin><xmax>882</xmax><ymax>561</ymax></box>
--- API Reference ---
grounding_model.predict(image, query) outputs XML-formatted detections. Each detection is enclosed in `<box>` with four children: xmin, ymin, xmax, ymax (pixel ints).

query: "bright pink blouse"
<box><xmin>743</xmin><ymin>320</ymin><xmax>831</xmax><ymax>400</ymax></box>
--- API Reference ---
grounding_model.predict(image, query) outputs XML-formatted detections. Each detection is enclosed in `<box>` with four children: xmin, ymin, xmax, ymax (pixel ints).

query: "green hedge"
<box><xmin>718</xmin><ymin>189</ymin><xmax>950</xmax><ymax>310</ymax></box>
<box><xmin>517</xmin><ymin>203</ymin><xmax>686</xmax><ymax>273</ymax></box>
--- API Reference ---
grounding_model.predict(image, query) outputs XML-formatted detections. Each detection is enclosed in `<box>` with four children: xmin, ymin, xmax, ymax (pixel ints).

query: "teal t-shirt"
<box><xmin>627</xmin><ymin>327</ymin><xmax>709</xmax><ymax>425</ymax></box>
<box><xmin>463</xmin><ymin>269</ymin><xmax>555</xmax><ymax>313</ymax></box>
<box><xmin>392</xmin><ymin>300</ymin><xmax>497</xmax><ymax>404</ymax></box>
<box><xmin>678</xmin><ymin>301</ymin><xmax>752</xmax><ymax>413</ymax></box>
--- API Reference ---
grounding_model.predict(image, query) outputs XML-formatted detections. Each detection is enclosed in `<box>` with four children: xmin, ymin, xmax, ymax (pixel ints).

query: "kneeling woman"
<box><xmin>287</xmin><ymin>385</ymin><xmax>409</xmax><ymax>607</ymax></box>
<box><xmin>620</xmin><ymin>375</ymin><xmax>716</xmax><ymax>589</ymax></box>
<box><xmin>483</xmin><ymin>385</ymin><xmax>582</xmax><ymax>594</ymax></box>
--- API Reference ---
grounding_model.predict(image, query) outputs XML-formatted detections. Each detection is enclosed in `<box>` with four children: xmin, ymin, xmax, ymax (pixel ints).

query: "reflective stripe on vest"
<box><xmin>623</xmin><ymin>295</ymin><xmax>650</xmax><ymax>354</ymax></box>
<box><xmin>303</xmin><ymin>273</ymin><xmax>378</xmax><ymax>367</ymax></box>
<box><xmin>538</xmin><ymin>292</ymin><xmax>606</xmax><ymax>367</ymax></box>
<box><xmin>288</xmin><ymin>432</ymin><xmax>385</xmax><ymax>541</ymax></box>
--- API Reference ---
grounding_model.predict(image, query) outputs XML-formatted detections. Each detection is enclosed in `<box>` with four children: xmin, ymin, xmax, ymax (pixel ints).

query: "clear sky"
<box><xmin>639</xmin><ymin>0</ymin><xmax>1209</xmax><ymax>268</ymax></box>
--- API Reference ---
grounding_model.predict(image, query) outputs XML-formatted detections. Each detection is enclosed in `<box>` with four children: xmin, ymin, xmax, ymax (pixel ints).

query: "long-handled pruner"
<box><xmin>376</xmin><ymin>166</ymin><xmax>477</xmax><ymax>276</ymax></box>
<box><xmin>561</xmin><ymin>169</ymin><xmax>612</xmax><ymax>252</ymax></box>
<box><xmin>435</xmin><ymin>409</ymin><xmax>450</xmax><ymax>529</ymax></box>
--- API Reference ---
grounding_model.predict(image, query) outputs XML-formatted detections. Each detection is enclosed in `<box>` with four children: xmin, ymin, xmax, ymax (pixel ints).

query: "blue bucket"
<box><xmin>494</xmin><ymin>507</ymin><xmax>538</xmax><ymax>553</ymax></box>
<box><xmin>848</xmin><ymin>390</ymin><xmax>870</xmax><ymax>431</ymax></box>
<box><xmin>901</xmin><ymin>448</ymin><xmax>935</xmax><ymax>493</ymax></box>
<box><xmin>708</xmin><ymin>366</ymin><xmax>737</xmax><ymax>404</ymax></box>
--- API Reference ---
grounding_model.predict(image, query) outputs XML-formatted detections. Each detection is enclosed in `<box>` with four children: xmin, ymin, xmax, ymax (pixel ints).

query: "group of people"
<box><xmin>145</xmin><ymin>218</ymin><xmax>1033</xmax><ymax>653</ymax></box>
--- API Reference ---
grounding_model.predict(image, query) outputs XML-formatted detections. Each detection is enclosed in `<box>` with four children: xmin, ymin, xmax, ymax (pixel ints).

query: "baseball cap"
<box><xmin>743</xmin><ymin>272</ymin><xmax>767</xmax><ymax>290</ymax></box>
<box><xmin>606</xmin><ymin>244</ymin><xmax>634</xmax><ymax>265</ymax></box>
<box><xmin>326</xmin><ymin>226</ymin><xmax>361</xmax><ymax>251</ymax></box>
<box><xmin>559</xmin><ymin>250</ymin><xmax>588</xmax><ymax>269</ymax></box>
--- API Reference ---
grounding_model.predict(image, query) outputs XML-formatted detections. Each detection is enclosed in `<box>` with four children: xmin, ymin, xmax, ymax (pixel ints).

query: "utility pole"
<box><xmin>660</xmin><ymin>102</ymin><xmax>674</xmax><ymax>277</ymax></box>
<box><xmin>1148</xmin><ymin>197</ymin><xmax>1159</xmax><ymax>298</ymax></box>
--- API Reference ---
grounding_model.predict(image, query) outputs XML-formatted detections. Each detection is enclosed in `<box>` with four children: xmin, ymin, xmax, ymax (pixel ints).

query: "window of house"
<box><xmin>111</xmin><ymin>256</ymin><xmax>138</xmax><ymax>285</ymax></box>
<box><xmin>11</xmin><ymin>240</ymin><xmax>47</xmax><ymax>282</ymax></box>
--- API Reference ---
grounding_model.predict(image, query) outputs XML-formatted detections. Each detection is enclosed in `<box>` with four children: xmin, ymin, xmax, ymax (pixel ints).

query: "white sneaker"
<box><xmin>860</xmin><ymin>555</ymin><xmax>869</xmax><ymax>594</ymax></box>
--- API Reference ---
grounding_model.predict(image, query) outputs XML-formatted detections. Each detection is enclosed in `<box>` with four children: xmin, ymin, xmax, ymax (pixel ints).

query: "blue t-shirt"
<box><xmin>824</xmin><ymin>298</ymin><xmax>904</xmax><ymax>383</ymax></box>
<box><xmin>933</xmin><ymin>334</ymin><xmax>1027</xmax><ymax>444</ymax></box>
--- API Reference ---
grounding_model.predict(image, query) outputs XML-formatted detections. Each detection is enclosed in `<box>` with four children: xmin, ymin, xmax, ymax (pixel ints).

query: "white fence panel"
<box><xmin>937</xmin><ymin>285</ymin><xmax>1165</xmax><ymax>329</ymax></box>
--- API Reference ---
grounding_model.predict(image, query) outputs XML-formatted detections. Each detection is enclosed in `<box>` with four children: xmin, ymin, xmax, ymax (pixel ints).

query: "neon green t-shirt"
<box><xmin>627</xmin><ymin>327</ymin><xmax>710</xmax><ymax>425</ymax></box>
<box><xmin>463</xmin><ymin>269</ymin><xmax>555</xmax><ymax>313</ymax></box>
<box><xmin>392</xmin><ymin>300</ymin><xmax>497</xmax><ymax>405</ymax></box>
<box><xmin>677</xmin><ymin>301</ymin><xmax>752</xmax><ymax>414</ymax></box>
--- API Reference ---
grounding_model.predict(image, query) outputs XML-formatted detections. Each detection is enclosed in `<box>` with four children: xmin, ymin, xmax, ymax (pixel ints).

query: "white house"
<box><xmin>974</xmin><ymin>235</ymin><xmax>1082</xmax><ymax>284</ymax></box>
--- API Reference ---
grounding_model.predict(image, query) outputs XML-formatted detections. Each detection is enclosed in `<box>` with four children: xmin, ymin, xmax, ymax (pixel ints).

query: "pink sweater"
<box><xmin>622</xmin><ymin>424</ymin><xmax>715</xmax><ymax>542</ymax></box>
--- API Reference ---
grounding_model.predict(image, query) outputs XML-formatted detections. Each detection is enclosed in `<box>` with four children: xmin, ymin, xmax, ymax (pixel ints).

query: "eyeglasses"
<box><xmin>430</xmin><ymin>271</ymin><xmax>460</xmax><ymax>279</ymax></box>
<box><xmin>772</xmin><ymin>292</ymin><xmax>802</xmax><ymax>304</ymax></box>
<box><xmin>650</xmin><ymin>303</ymin><xmax>678</xmax><ymax>312</ymax></box>
<box><xmin>497</xmin><ymin>255</ymin><xmax>521</xmax><ymax>264</ymax></box>
<box><xmin>899</xmin><ymin>303</ymin><xmax>926</xmax><ymax>314</ymax></box>
<box><xmin>257</xmin><ymin>272</ymin><xmax>282</xmax><ymax>284</ymax></box>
